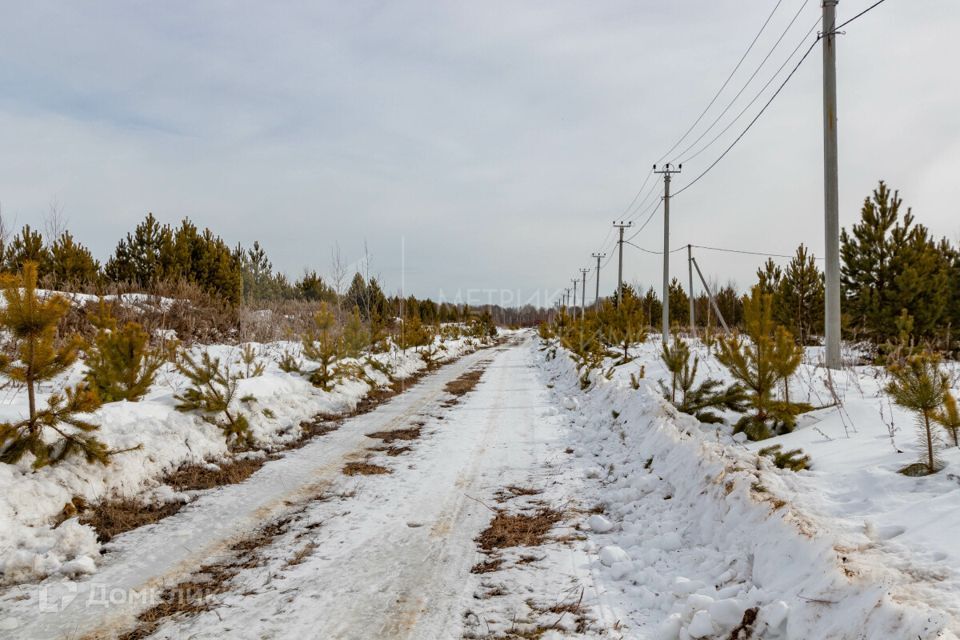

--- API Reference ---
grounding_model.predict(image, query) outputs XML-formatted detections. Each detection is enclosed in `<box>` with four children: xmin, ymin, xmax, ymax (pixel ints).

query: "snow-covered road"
<box><xmin>7</xmin><ymin>337</ymin><xmax>598</xmax><ymax>639</ymax></box>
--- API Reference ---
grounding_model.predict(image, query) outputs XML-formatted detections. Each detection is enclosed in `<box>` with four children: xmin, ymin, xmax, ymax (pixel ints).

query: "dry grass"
<box><xmin>470</xmin><ymin>558</ymin><xmax>504</xmax><ymax>574</ymax></box>
<box><xmin>494</xmin><ymin>486</ymin><xmax>542</xmax><ymax>502</ymax></box>
<box><xmin>342</xmin><ymin>461</ymin><xmax>391</xmax><ymax>476</ymax></box>
<box><xmin>79</xmin><ymin>499</ymin><xmax>185</xmax><ymax>543</ymax></box>
<box><xmin>285</xmin><ymin>542</ymin><xmax>318</xmax><ymax>567</ymax></box>
<box><xmin>369</xmin><ymin>445</ymin><xmax>413</xmax><ymax>457</ymax></box>
<box><xmin>365</xmin><ymin>425</ymin><xmax>422</xmax><ymax>443</ymax></box>
<box><xmin>165</xmin><ymin>457</ymin><xmax>269</xmax><ymax>492</ymax></box>
<box><xmin>443</xmin><ymin>368</ymin><xmax>485</xmax><ymax>400</ymax></box>
<box><xmin>476</xmin><ymin>508</ymin><xmax>563</xmax><ymax>551</ymax></box>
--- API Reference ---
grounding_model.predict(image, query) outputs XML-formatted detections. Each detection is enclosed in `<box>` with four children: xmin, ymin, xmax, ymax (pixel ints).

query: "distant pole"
<box><xmin>691</xmin><ymin>257</ymin><xmax>730</xmax><ymax>334</ymax></box>
<box><xmin>591</xmin><ymin>252</ymin><xmax>605</xmax><ymax>312</ymax></box>
<box><xmin>654</xmin><ymin>163</ymin><xmax>681</xmax><ymax>345</ymax></box>
<box><xmin>822</xmin><ymin>0</ymin><xmax>842</xmax><ymax>370</ymax></box>
<box><xmin>687</xmin><ymin>244</ymin><xmax>696</xmax><ymax>337</ymax></box>
<box><xmin>580</xmin><ymin>268</ymin><xmax>589</xmax><ymax>319</ymax></box>
<box><xmin>613</xmin><ymin>221</ymin><xmax>632</xmax><ymax>308</ymax></box>
<box><xmin>571</xmin><ymin>278</ymin><xmax>579</xmax><ymax>321</ymax></box>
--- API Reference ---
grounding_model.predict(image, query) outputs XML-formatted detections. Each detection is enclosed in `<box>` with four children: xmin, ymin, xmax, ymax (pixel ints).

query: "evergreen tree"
<box><xmin>756</xmin><ymin>258</ymin><xmax>782</xmax><ymax>295</ymax></box>
<box><xmin>296</xmin><ymin>270</ymin><xmax>335</xmax><ymax>302</ymax></box>
<box><xmin>716</xmin><ymin>286</ymin><xmax>805</xmax><ymax>440</ymax></box>
<box><xmin>667</xmin><ymin>278</ymin><xmax>689</xmax><ymax>327</ymax></box>
<box><xmin>934</xmin><ymin>391</ymin><xmax>960</xmax><ymax>448</ymax></box>
<box><xmin>4</xmin><ymin>225</ymin><xmax>51</xmax><ymax>277</ymax></box>
<box><xmin>641</xmin><ymin>287</ymin><xmax>662</xmax><ymax>328</ymax></box>
<box><xmin>241</xmin><ymin>241</ymin><xmax>279</xmax><ymax>302</ymax></box>
<box><xmin>600</xmin><ymin>285</ymin><xmax>647</xmax><ymax>361</ymax></box>
<box><xmin>886</xmin><ymin>353</ymin><xmax>948</xmax><ymax>475</ymax></box>
<box><xmin>841</xmin><ymin>182</ymin><xmax>951</xmax><ymax>341</ymax></box>
<box><xmin>85</xmin><ymin>302</ymin><xmax>164</xmax><ymax>402</ymax></box>
<box><xmin>302</xmin><ymin>302</ymin><xmax>340</xmax><ymax>389</ymax></box>
<box><xmin>341</xmin><ymin>305</ymin><xmax>369</xmax><ymax>357</ymax></box>
<box><xmin>104</xmin><ymin>213</ymin><xmax>176</xmax><ymax>286</ymax></box>
<box><xmin>175</xmin><ymin>350</ymin><xmax>253</xmax><ymax>446</ymax></box>
<box><xmin>345</xmin><ymin>273</ymin><xmax>368</xmax><ymax>317</ymax></box>
<box><xmin>774</xmin><ymin>244</ymin><xmax>824</xmax><ymax>345</ymax></box>
<box><xmin>0</xmin><ymin>262</ymin><xmax>107</xmax><ymax>466</ymax></box>
<box><xmin>49</xmin><ymin>231</ymin><xmax>100</xmax><ymax>288</ymax></box>
<box><xmin>659</xmin><ymin>335</ymin><xmax>746</xmax><ymax>423</ymax></box>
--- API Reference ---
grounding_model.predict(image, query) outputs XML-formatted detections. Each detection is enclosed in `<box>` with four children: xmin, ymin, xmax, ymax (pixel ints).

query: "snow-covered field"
<box><xmin>3</xmin><ymin>331</ymin><xmax>959</xmax><ymax>639</ymax></box>
<box><xmin>0</xmin><ymin>333</ymin><xmax>482</xmax><ymax>587</ymax></box>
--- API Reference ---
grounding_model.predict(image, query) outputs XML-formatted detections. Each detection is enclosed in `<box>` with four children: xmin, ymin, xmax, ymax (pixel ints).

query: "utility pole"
<box><xmin>580</xmin><ymin>268</ymin><xmax>589</xmax><ymax>319</ymax></box>
<box><xmin>570</xmin><ymin>278</ymin><xmax>579</xmax><ymax>321</ymax></box>
<box><xmin>654</xmin><ymin>163</ymin><xmax>681</xmax><ymax>345</ymax></box>
<box><xmin>822</xmin><ymin>0</ymin><xmax>841</xmax><ymax>370</ymax></box>
<box><xmin>687</xmin><ymin>244</ymin><xmax>695</xmax><ymax>337</ymax></box>
<box><xmin>612</xmin><ymin>221</ymin><xmax>632</xmax><ymax>307</ymax></box>
<box><xmin>591</xmin><ymin>252</ymin><xmax>605</xmax><ymax>312</ymax></box>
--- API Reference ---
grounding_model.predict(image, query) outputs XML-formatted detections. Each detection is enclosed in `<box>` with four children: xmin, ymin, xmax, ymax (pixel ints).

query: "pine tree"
<box><xmin>104</xmin><ymin>213</ymin><xmax>176</xmax><ymax>286</ymax></box>
<box><xmin>841</xmin><ymin>182</ymin><xmax>951</xmax><ymax>341</ymax></box>
<box><xmin>341</xmin><ymin>306</ymin><xmax>370</xmax><ymax>357</ymax></box>
<box><xmin>302</xmin><ymin>302</ymin><xmax>340</xmax><ymax>389</ymax></box>
<box><xmin>601</xmin><ymin>285</ymin><xmax>647</xmax><ymax>362</ymax></box>
<box><xmin>49</xmin><ymin>231</ymin><xmax>100</xmax><ymax>289</ymax></box>
<box><xmin>758</xmin><ymin>444</ymin><xmax>811</xmax><ymax>471</ymax></box>
<box><xmin>296</xmin><ymin>270</ymin><xmax>335</xmax><ymax>302</ymax></box>
<box><xmin>238</xmin><ymin>343</ymin><xmax>265</xmax><ymax>378</ymax></box>
<box><xmin>84</xmin><ymin>301</ymin><xmax>164</xmax><ymax>402</ymax></box>
<box><xmin>659</xmin><ymin>335</ymin><xmax>747</xmax><ymax>423</ymax></box>
<box><xmin>667</xmin><ymin>278</ymin><xmax>689</xmax><ymax>328</ymax></box>
<box><xmin>934</xmin><ymin>391</ymin><xmax>960</xmax><ymax>448</ymax></box>
<box><xmin>886</xmin><ymin>353</ymin><xmax>948</xmax><ymax>475</ymax></box>
<box><xmin>756</xmin><ymin>258</ymin><xmax>782</xmax><ymax>295</ymax></box>
<box><xmin>0</xmin><ymin>262</ymin><xmax>108</xmax><ymax>466</ymax></box>
<box><xmin>775</xmin><ymin>244</ymin><xmax>824</xmax><ymax>345</ymax></box>
<box><xmin>175</xmin><ymin>350</ymin><xmax>253</xmax><ymax>446</ymax></box>
<box><xmin>716</xmin><ymin>286</ymin><xmax>805</xmax><ymax>440</ymax></box>
<box><xmin>4</xmin><ymin>225</ymin><xmax>52</xmax><ymax>277</ymax></box>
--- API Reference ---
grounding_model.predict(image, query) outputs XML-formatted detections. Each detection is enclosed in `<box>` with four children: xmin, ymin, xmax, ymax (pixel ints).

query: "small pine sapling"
<box><xmin>175</xmin><ymin>350</ymin><xmax>253</xmax><ymax>447</ymax></box>
<box><xmin>758</xmin><ymin>444</ymin><xmax>811</xmax><ymax>471</ymax></box>
<box><xmin>0</xmin><ymin>262</ymin><xmax>109</xmax><ymax>466</ymax></box>
<box><xmin>277</xmin><ymin>347</ymin><xmax>302</xmax><ymax>373</ymax></box>
<box><xmin>238</xmin><ymin>343</ymin><xmax>266</xmax><ymax>378</ymax></box>
<box><xmin>717</xmin><ymin>286</ymin><xmax>806</xmax><ymax>440</ymax></box>
<box><xmin>85</xmin><ymin>301</ymin><xmax>164</xmax><ymax>402</ymax></box>
<box><xmin>341</xmin><ymin>306</ymin><xmax>369</xmax><ymax>358</ymax></box>
<box><xmin>659</xmin><ymin>336</ymin><xmax>747</xmax><ymax>424</ymax></box>
<box><xmin>934</xmin><ymin>391</ymin><xmax>960</xmax><ymax>447</ymax></box>
<box><xmin>302</xmin><ymin>303</ymin><xmax>340</xmax><ymax>389</ymax></box>
<box><xmin>886</xmin><ymin>353</ymin><xmax>948</xmax><ymax>475</ymax></box>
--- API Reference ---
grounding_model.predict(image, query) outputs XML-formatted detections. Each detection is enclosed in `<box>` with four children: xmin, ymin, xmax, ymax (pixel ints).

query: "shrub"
<box><xmin>659</xmin><ymin>336</ymin><xmax>747</xmax><ymax>424</ymax></box>
<box><xmin>759</xmin><ymin>444</ymin><xmax>811</xmax><ymax>471</ymax></box>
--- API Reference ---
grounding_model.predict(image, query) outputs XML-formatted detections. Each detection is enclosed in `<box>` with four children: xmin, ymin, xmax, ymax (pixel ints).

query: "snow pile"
<box><xmin>0</xmin><ymin>335</ymin><xmax>481</xmax><ymax>586</ymax></box>
<box><xmin>539</xmin><ymin>340</ymin><xmax>960</xmax><ymax>639</ymax></box>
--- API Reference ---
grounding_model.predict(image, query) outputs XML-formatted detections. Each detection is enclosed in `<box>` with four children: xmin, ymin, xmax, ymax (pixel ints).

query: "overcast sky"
<box><xmin>1</xmin><ymin>1</ymin><xmax>957</xmax><ymax>307</ymax></box>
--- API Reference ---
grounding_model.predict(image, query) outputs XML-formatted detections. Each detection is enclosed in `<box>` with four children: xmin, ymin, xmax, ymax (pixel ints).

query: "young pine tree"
<box><xmin>302</xmin><ymin>302</ymin><xmax>340</xmax><ymax>389</ymax></box>
<box><xmin>716</xmin><ymin>286</ymin><xmax>805</xmax><ymax>440</ymax></box>
<box><xmin>934</xmin><ymin>391</ymin><xmax>960</xmax><ymax>448</ymax></box>
<box><xmin>175</xmin><ymin>350</ymin><xmax>253</xmax><ymax>446</ymax></box>
<box><xmin>341</xmin><ymin>306</ymin><xmax>370</xmax><ymax>358</ymax></box>
<box><xmin>774</xmin><ymin>244</ymin><xmax>824</xmax><ymax>345</ymax></box>
<box><xmin>886</xmin><ymin>353</ymin><xmax>948</xmax><ymax>475</ymax></box>
<box><xmin>659</xmin><ymin>335</ymin><xmax>747</xmax><ymax>423</ymax></box>
<box><xmin>85</xmin><ymin>301</ymin><xmax>165</xmax><ymax>402</ymax></box>
<box><xmin>0</xmin><ymin>262</ymin><xmax>108</xmax><ymax>466</ymax></box>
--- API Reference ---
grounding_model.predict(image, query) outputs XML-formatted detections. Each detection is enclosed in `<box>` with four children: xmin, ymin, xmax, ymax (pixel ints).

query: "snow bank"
<box><xmin>538</xmin><ymin>340</ymin><xmax>959</xmax><ymax>639</ymax></box>
<box><xmin>0</xmin><ymin>335</ymin><xmax>482</xmax><ymax>586</ymax></box>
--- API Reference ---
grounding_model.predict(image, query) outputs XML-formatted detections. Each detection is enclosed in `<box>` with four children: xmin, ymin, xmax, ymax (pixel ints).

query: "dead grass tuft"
<box><xmin>494</xmin><ymin>486</ymin><xmax>542</xmax><ymax>503</ymax></box>
<box><xmin>471</xmin><ymin>558</ymin><xmax>504</xmax><ymax>574</ymax></box>
<box><xmin>443</xmin><ymin>369</ymin><xmax>485</xmax><ymax>403</ymax></box>
<box><xmin>165</xmin><ymin>457</ymin><xmax>269</xmax><ymax>492</ymax></box>
<box><xmin>365</xmin><ymin>426</ymin><xmax>422</xmax><ymax>443</ymax></box>
<box><xmin>342</xmin><ymin>461</ymin><xmax>391</xmax><ymax>476</ymax></box>
<box><xmin>476</xmin><ymin>508</ymin><xmax>563</xmax><ymax>551</ymax></box>
<box><xmin>79</xmin><ymin>499</ymin><xmax>185</xmax><ymax>543</ymax></box>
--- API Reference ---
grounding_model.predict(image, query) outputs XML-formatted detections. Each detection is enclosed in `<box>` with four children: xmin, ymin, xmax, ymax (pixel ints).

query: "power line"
<box><xmin>679</xmin><ymin>18</ymin><xmax>820</xmax><ymax>165</ymax></box>
<box><xmin>655</xmin><ymin>0</ymin><xmax>788</xmax><ymax>165</ymax></box>
<box><xmin>835</xmin><ymin>0</ymin><xmax>890</xmax><ymax>31</ymax></box>
<box><xmin>689</xmin><ymin>244</ymin><xmax>824</xmax><ymax>260</ymax></box>
<box><xmin>671</xmin><ymin>0</ymin><xmax>813</xmax><ymax>163</ymax></box>
<box><xmin>672</xmin><ymin>31</ymin><xmax>822</xmax><ymax>199</ymax></box>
